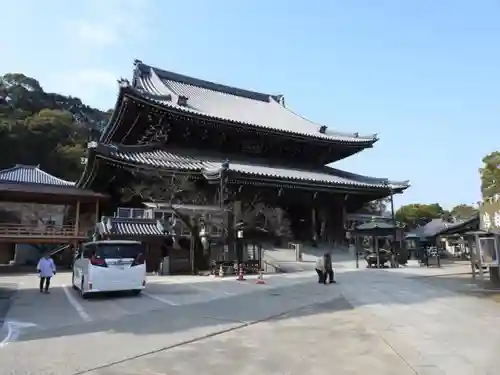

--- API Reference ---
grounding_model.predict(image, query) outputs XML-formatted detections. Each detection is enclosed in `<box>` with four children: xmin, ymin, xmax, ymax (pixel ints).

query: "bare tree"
<box><xmin>121</xmin><ymin>171</ymin><xmax>206</xmax><ymax>206</ymax></box>
<box><xmin>122</xmin><ymin>171</ymin><xmax>217</xmax><ymax>271</ymax></box>
<box><xmin>240</xmin><ymin>193</ymin><xmax>292</xmax><ymax>242</ymax></box>
<box><xmin>123</xmin><ymin>170</ymin><xmax>292</xmax><ymax>249</ymax></box>
<box><xmin>0</xmin><ymin>202</ymin><xmax>64</xmax><ymax>226</ymax></box>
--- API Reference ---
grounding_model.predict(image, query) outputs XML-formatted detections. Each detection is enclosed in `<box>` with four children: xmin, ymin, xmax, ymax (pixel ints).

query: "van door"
<box><xmin>73</xmin><ymin>247</ymin><xmax>85</xmax><ymax>287</ymax></box>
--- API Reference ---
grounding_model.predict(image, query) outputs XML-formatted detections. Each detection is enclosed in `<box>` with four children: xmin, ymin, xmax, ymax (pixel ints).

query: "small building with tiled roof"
<box><xmin>0</xmin><ymin>164</ymin><xmax>75</xmax><ymax>186</ymax></box>
<box><xmin>0</xmin><ymin>164</ymin><xmax>107</xmax><ymax>203</ymax></box>
<box><xmin>0</xmin><ymin>164</ymin><xmax>109</xmax><ymax>266</ymax></box>
<box><xmin>78</xmin><ymin>60</ymin><xmax>409</xmax><ymax>245</ymax></box>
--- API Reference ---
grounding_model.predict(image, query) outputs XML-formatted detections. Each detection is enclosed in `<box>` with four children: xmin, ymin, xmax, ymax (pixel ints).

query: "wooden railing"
<box><xmin>0</xmin><ymin>224</ymin><xmax>87</xmax><ymax>238</ymax></box>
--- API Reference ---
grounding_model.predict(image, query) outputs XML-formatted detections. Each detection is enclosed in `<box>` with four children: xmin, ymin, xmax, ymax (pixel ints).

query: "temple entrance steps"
<box><xmin>261</xmin><ymin>243</ymin><xmax>354</xmax><ymax>273</ymax></box>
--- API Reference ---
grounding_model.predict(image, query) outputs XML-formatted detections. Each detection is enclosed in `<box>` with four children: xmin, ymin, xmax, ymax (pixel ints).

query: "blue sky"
<box><xmin>2</xmin><ymin>0</ymin><xmax>499</xmax><ymax>209</ymax></box>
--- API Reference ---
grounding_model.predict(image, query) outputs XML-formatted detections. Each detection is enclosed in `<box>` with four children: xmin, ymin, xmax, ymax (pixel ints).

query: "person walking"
<box><xmin>36</xmin><ymin>252</ymin><xmax>56</xmax><ymax>294</ymax></box>
<box><xmin>315</xmin><ymin>255</ymin><xmax>325</xmax><ymax>283</ymax></box>
<box><xmin>324</xmin><ymin>253</ymin><xmax>336</xmax><ymax>284</ymax></box>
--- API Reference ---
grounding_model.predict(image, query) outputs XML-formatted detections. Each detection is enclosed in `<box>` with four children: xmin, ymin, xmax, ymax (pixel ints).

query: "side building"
<box><xmin>78</xmin><ymin>60</ymin><xmax>409</xmax><ymax>245</ymax></box>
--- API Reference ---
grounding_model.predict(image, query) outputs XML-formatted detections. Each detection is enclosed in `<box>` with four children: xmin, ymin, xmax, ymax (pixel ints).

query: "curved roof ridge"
<box><xmin>0</xmin><ymin>164</ymin><xmax>75</xmax><ymax>186</ymax></box>
<box><xmin>37</xmin><ymin>168</ymin><xmax>75</xmax><ymax>186</ymax></box>
<box><xmin>148</xmin><ymin>68</ymin><xmax>178</xmax><ymax>100</ymax></box>
<box><xmin>268</xmin><ymin>96</ymin><xmax>377</xmax><ymax>141</ymax></box>
<box><xmin>325</xmin><ymin>166</ymin><xmax>410</xmax><ymax>188</ymax></box>
<box><xmin>126</xmin><ymin>60</ymin><xmax>379</xmax><ymax>145</ymax></box>
<box><xmin>136</xmin><ymin>62</ymin><xmax>271</xmax><ymax>102</ymax></box>
<box><xmin>98</xmin><ymin>142</ymin><xmax>162</xmax><ymax>154</ymax></box>
<box><xmin>93</xmin><ymin>146</ymin><xmax>409</xmax><ymax>192</ymax></box>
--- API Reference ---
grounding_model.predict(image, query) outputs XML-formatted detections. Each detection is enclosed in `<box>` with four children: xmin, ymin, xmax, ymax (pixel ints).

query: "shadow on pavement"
<box><xmin>2</xmin><ymin>265</ymin><xmax>497</xmax><ymax>374</ymax></box>
<box><xmin>0</xmin><ymin>282</ymin><xmax>17</xmax><ymax>330</ymax></box>
<box><xmin>8</xmin><ymin>265</ymin><xmax>487</xmax><ymax>345</ymax></box>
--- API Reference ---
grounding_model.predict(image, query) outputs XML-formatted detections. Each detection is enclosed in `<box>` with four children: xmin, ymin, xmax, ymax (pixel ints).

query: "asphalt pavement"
<box><xmin>1</xmin><ymin>261</ymin><xmax>500</xmax><ymax>374</ymax></box>
<box><xmin>0</xmin><ymin>281</ymin><xmax>16</xmax><ymax>331</ymax></box>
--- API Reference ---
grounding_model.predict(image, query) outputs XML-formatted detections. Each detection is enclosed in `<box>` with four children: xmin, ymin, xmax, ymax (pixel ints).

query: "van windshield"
<box><xmin>95</xmin><ymin>244</ymin><xmax>144</xmax><ymax>259</ymax></box>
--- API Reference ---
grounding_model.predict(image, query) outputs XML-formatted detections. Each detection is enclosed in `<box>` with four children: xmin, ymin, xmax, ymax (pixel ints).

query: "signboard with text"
<box><xmin>480</xmin><ymin>194</ymin><xmax>500</xmax><ymax>232</ymax></box>
<box><xmin>479</xmin><ymin>195</ymin><xmax>500</xmax><ymax>266</ymax></box>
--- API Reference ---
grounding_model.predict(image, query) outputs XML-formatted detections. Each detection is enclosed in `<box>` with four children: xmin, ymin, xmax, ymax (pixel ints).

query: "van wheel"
<box><xmin>132</xmin><ymin>290</ymin><xmax>142</xmax><ymax>296</ymax></box>
<box><xmin>72</xmin><ymin>272</ymin><xmax>78</xmax><ymax>290</ymax></box>
<box><xmin>80</xmin><ymin>278</ymin><xmax>88</xmax><ymax>299</ymax></box>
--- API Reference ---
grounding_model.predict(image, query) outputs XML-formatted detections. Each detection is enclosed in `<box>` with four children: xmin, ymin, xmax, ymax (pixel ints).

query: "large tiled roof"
<box><xmin>0</xmin><ymin>165</ymin><xmax>75</xmax><ymax>186</ymax></box>
<box><xmin>408</xmin><ymin>215</ymin><xmax>479</xmax><ymax>239</ymax></box>
<box><xmin>98</xmin><ymin>217</ymin><xmax>166</xmax><ymax>237</ymax></box>
<box><xmin>132</xmin><ymin>62</ymin><xmax>377</xmax><ymax>144</ymax></box>
<box><xmin>96</xmin><ymin>144</ymin><xmax>409</xmax><ymax>191</ymax></box>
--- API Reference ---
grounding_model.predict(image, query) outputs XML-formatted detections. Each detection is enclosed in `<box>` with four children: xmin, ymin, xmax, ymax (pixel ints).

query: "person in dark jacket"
<box><xmin>324</xmin><ymin>253</ymin><xmax>336</xmax><ymax>284</ymax></box>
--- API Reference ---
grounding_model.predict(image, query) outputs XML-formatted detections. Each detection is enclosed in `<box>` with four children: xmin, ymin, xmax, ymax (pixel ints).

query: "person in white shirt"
<box><xmin>36</xmin><ymin>253</ymin><xmax>56</xmax><ymax>294</ymax></box>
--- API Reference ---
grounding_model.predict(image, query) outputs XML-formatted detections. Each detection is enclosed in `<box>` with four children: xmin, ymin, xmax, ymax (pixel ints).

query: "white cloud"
<box><xmin>50</xmin><ymin>69</ymin><xmax>119</xmax><ymax>109</ymax></box>
<box><xmin>72</xmin><ymin>21</ymin><xmax>121</xmax><ymax>47</ymax></box>
<box><xmin>47</xmin><ymin>0</ymin><xmax>154</xmax><ymax>107</ymax></box>
<box><xmin>67</xmin><ymin>0</ymin><xmax>151</xmax><ymax>47</ymax></box>
<box><xmin>72</xmin><ymin>70</ymin><xmax>118</xmax><ymax>88</ymax></box>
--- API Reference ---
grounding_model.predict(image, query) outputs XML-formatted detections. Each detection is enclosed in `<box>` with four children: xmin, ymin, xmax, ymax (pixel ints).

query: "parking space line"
<box><xmin>171</xmin><ymin>280</ymin><xmax>235</xmax><ymax>296</ymax></box>
<box><xmin>143</xmin><ymin>292</ymin><xmax>180</xmax><ymax>306</ymax></box>
<box><xmin>62</xmin><ymin>285</ymin><xmax>92</xmax><ymax>322</ymax></box>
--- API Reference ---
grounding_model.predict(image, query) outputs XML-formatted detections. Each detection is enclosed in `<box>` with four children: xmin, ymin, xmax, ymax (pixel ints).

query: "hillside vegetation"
<box><xmin>0</xmin><ymin>73</ymin><xmax>111</xmax><ymax>181</ymax></box>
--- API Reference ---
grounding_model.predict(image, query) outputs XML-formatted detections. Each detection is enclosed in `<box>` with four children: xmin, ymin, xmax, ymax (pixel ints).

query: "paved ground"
<box><xmin>0</xmin><ymin>281</ymin><xmax>16</xmax><ymax>331</ymax></box>
<box><xmin>1</xmin><ymin>261</ymin><xmax>500</xmax><ymax>374</ymax></box>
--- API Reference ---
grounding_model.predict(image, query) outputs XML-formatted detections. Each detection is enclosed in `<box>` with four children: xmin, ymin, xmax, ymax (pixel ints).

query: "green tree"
<box><xmin>450</xmin><ymin>204</ymin><xmax>478</xmax><ymax>220</ymax></box>
<box><xmin>395</xmin><ymin>203</ymin><xmax>446</xmax><ymax>228</ymax></box>
<box><xmin>359</xmin><ymin>198</ymin><xmax>389</xmax><ymax>215</ymax></box>
<box><xmin>480</xmin><ymin>151</ymin><xmax>500</xmax><ymax>199</ymax></box>
<box><xmin>0</xmin><ymin>72</ymin><xmax>109</xmax><ymax>181</ymax></box>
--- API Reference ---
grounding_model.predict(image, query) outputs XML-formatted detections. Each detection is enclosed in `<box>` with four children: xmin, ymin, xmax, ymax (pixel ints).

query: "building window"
<box><xmin>132</xmin><ymin>209</ymin><xmax>145</xmax><ymax>219</ymax></box>
<box><xmin>116</xmin><ymin>208</ymin><xmax>132</xmax><ymax>218</ymax></box>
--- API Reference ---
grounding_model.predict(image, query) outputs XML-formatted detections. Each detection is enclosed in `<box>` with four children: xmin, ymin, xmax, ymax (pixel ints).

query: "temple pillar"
<box><xmin>319</xmin><ymin>208</ymin><xmax>326</xmax><ymax>243</ymax></box>
<box><xmin>74</xmin><ymin>200</ymin><xmax>80</xmax><ymax>236</ymax></box>
<box><xmin>311</xmin><ymin>207</ymin><xmax>317</xmax><ymax>244</ymax></box>
<box><xmin>311</xmin><ymin>193</ymin><xmax>318</xmax><ymax>245</ymax></box>
<box><xmin>233</xmin><ymin>200</ymin><xmax>242</xmax><ymax>222</ymax></box>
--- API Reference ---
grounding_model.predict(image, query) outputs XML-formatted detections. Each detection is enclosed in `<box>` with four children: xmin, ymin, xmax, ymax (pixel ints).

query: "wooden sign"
<box><xmin>480</xmin><ymin>194</ymin><xmax>500</xmax><ymax>231</ymax></box>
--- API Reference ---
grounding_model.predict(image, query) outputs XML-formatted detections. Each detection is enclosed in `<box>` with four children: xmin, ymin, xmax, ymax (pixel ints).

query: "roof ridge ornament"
<box><xmin>319</xmin><ymin>125</ymin><xmax>327</xmax><ymax>134</ymax></box>
<box><xmin>117</xmin><ymin>78</ymin><xmax>130</xmax><ymax>88</ymax></box>
<box><xmin>275</xmin><ymin>94</ymin><xmax>285</xmax><ymax>107</ymax></box>
<box><xmin>177</xmin><ymin>95</ymin><xmax>188</xmax><ymax>106</ymax></box>
<box><xmin>14</xmin><ymin>164</ymin><xmax>38</xmax><ymax>169</ymax></box>
<box><xmin>133</xmin><ymin>59</ymin><xmax>143</xmax><ymax>67</ymax></box>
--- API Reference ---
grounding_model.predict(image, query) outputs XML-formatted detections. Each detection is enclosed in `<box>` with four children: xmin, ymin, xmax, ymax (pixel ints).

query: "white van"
<box><xmin>72</xmin><ymin>240</ymin><xmax>147</xmax><ymax>298</ymax></box>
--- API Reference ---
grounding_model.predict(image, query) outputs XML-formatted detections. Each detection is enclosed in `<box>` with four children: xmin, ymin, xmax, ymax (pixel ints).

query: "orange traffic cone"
<box><xmin>256</xmin><ymin>271</ymin><xmax>266</xmax><ymax>285</ymax></box>
<box><xmin>236</xmin><ymin>264</ymin><xmax>246</xmax><ymax>281</ymax></box>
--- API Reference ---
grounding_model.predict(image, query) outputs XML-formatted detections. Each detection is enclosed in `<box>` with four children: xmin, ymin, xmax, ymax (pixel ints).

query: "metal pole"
<box><xmin>355</xmin><ymin>236</ymin><xmax>359</xmax><ymax>269</ymax></box>
<box><xmin>389</xmin><ymin>185</ymin><xmax>397</xmax><ymax>267</ymax></box>
<box><xmin>190</xmin><ymin>225</ymin><xmax>195</xmax><ymax>275</ymax></box>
